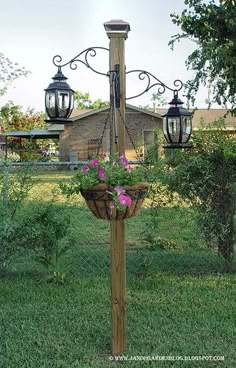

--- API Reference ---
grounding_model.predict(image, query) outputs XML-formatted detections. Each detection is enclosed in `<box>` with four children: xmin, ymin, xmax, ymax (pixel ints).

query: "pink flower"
<box><xmin>90</xmin><ymin>158</ymin><xmax>99</xmax><ymax>167</ymax></box>
<box><xmin>114</xmin><ymin>186</ymin><xmax>126</xmax><ymax>195</ymax></box>
<box><xmin>82</xmin><ymin>165</ymin><xmax>90</xmax><ymax>174</ymax></box>
<box><xmin>98</xmin><ymin>168</ymin><xmax>106</xmax><ymax>180</ymax></box>
<box><xmin>119</xmin><ymin>154</ymin><xmax>129</xmax><ymax>167</ymax></box>
<box><xmin>118</xmin><ymin>194</ymin><xmax>132</xmax><ymax>207</ymax></box>
<box><xmin>99</xmin><ymin>152</ymin><xmax>107</xmax><ymax>160</ymax></box>
<box><xmin>125</xmin><ymin>165</ymin><xmax>133</xmax><ymax>172</ymax></box>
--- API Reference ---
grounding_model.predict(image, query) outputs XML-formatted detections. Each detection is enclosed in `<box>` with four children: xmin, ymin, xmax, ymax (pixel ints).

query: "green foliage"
<box><xmin>144</xmin><ymin>236</ymin><xmax>179</xmax><ymax>251</ymax></box>
<box><xmin>16</xmin><ymin>202</ymin><xmax>73</xmax><ymax>283</ymax></box>
<box><xmin>0</xmin><ymin>169</ymin><xmax>73</xmax><ymax>281</ymax></box>
<box><xmin>0</xmin><ymin>165</ymin><xmax>34</xmax><ymax>265</ymax></box>
<box><xmin>37</xmin><ymin>240</ymin><xmax>72</xmax><ymax>284</ymax></box>
<box><xmin>170</xmin><ymin>0</ymin><xmax>236</xmax><ymax>111</ymax></box>
<box><xmin>0</xmin><ymin>165</ymin><xmax>34</xmax><ymax>218</ymax></box>
<box><xmin>0</xmin><ymin>102</ymin><xmax>52</xmax><ymax>159</ymax></box>
<box><xmin>0</xmin><ymin>219</ymin><xmax>22</xmax><ymax>266</ymax></box>
<box><xmin>156</xmin><ymin>118</ymin><xmax>236</xmax><ymax>267</ymax></box>
<box><xmin>74</xmin><ymin>90</ymin><xmax>109</xmax><ymax>109</ymax></box>
<box><xmin>0</xmin><ymin>102</ymin><xmax>46</xmax><ymax>132</ymax></box>
<box><xmin>142</xmin><ymin>181</ymin><xmax>194</xmax><ymax>253</ymax></box>
<box><xmin>0</xmin><ymin>52</ymin><xmax>30</xmax><ymax>96</ymax></box>
<box><xmin>151</xmin><ymin>93</ymin><xmax>168</xmax><ymax>107</ymax></box>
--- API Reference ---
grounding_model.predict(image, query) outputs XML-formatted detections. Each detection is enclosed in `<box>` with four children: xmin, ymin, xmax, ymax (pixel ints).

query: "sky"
<box><xmin>0</xmin><ymin>0</ymin><xmax>211</xmax><ymax>113</ymax></box>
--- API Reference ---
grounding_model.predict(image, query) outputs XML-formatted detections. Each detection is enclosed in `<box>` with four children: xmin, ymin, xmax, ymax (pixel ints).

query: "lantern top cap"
<box><xmin>169</xmin><ymin>93</ymin><xmax>184</xmax><ymax>106</ymax></box>
<box><xmin>45</xmin><ymin>68</ymin><xmax>74</xmax><ymax>92</ymax></box>
<box><xmin>161</xmin><ymin>92</ymin><xmax>192</xmax><ymax>118</ymax></box>
<box><xmin>52</xmin><ymin>68</ymin><xmax>68</xmax><ymax>81</ymax></box>
<box><xmin>104</xmin><ymin>19</ymin><xmax>130</xmax><ymax>37</ymax></box>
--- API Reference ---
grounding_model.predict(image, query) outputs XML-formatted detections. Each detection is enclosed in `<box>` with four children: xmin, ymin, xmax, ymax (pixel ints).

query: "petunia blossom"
<box><xmin>125</xmin><ymin>165</ymin><xmax>133</xmax><ymax>172</ymax></box>
<box><xmin>82</xmin><ymin>165</ymin><xmax>90</xmax><ymax>174</ymax></box>
<box><xmin>119</xmin><ymin>154</ymin><xmax>129</xmax><ymax>167</ymax></box>
<box><xmin>118</xmin><ymin>194</ymin><xmax>132</xmax><ymax>207</ymax></box>
<box><xmin>90</xmin><ymin>158</ymin><xmax>99</xmax><ymax>167</ymax></box>
<box><xmin>114</xmin><ymin>186</ymin><xmax>126</xmax><ymax>195</ymax></box>
<box><xmin>98</xmin><ymin>168</ymin><xmax>106</xmax><ymax>180</ymax></box>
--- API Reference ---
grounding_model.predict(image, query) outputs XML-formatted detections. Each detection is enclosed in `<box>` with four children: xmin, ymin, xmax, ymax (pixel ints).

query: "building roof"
<box><xmin>70</xmin><ymin>104</ymin><xmax>162</xmax><ymax>121</ymax></box>
<box><xmin>191</xmin><ymin>109</ymin><xmax>236</xmax><ymax>130</ymax></box>
<box><xmin>4</xmin><ymin>129</ymin><xmax>60</xmax><ymax>139</ymax></box>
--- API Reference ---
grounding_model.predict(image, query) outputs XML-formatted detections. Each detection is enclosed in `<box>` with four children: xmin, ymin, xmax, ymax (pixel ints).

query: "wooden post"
<box><xmin>104</xmin><ymin>20</ymin><xmax>130</xmax><ymax>356</ymax></box>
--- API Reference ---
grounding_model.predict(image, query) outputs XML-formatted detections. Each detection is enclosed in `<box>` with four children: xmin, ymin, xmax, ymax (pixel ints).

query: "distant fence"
<box><xmin>0</xmin><ymin>160</ymin><xmax>144</xmax><ymax>168</ymax></box>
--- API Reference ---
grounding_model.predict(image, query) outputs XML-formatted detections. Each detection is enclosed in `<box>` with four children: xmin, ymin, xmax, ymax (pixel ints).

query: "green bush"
<box><xmin>18</xmin><ymin>203</ymin><xmax>73</xmax><ymax>283</ymax></box>
<box><xmin>0</xmin><ymin>167</ymin><xmax>73</xmax><ymax>281</ymax></box>
<box><xmin>155</xmin><ymin>119</ymin><xmax>236</xmax><ymax>270</ymax></box>
<box><xmin>0</xmin><ymin>165</ymin><xmax>34</xmax><ymax>265</ymax></box>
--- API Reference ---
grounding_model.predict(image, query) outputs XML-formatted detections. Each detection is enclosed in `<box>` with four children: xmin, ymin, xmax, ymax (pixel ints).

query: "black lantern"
<box><xmin>45</xmin><ymin>68</ymin><xmax>74</xmax><ymax>123</ymax></box>
<box><xmin>162</xmin><ymin>92</ymin><xmax>192</xmax><ymax>148</ymax></box>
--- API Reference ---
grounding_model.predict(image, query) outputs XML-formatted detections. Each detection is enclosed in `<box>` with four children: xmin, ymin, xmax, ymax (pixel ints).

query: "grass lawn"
<box><xmin>0</xmin><ymin>170</ymin><xmax>236</xmax><ymax>367</ymax></box>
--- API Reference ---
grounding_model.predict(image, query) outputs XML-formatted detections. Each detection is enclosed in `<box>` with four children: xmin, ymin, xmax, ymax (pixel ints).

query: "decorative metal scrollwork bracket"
<box><xmin>125</xmin><ymin>69</ymin><xmax>183</xmax><ymax>100</ymax></box>
<box><xmin>52</xmin><ymin>46</ymin><xmax>121</xmax><ymax>107</ymax></box>
<box><xmin>51</xmin><ymin>47</ymin><xmax>183</xmax><ymax>106</ymax></box>
<box><xmin>53</xmin><ymin>46</ymin><xmax>110</xmax><ymax>76</ymax></box>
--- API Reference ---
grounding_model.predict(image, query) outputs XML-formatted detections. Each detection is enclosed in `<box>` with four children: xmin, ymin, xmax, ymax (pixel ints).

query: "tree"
<box><xmin>0</xmin><ymin>102</ymin><xmax>45</xmax><ymax>133</ymax></box>
<box><xmin>0</xmin><ymin>103</ymin><xmax>47</xmax><ymax>158</ymax></box>
<box><xmin>151</xmin><ymin>93</ymin><xmax>168</xmax><ymax>109</ymax></box>
<box><xmin>0</xmin><ymin>53</ymin><xmax>30</xmax><ymax>97</ymax></box>
<box><xmin>74</xmin><ymin>91</ymin><xmax>109</xmax><ymax>109</ymax></box>
<box><xmin>169</xmin><ymin>0</ymin><xmax>236</xmax><ymax>111</ymax></box>
<box><xmin>138</xmin><ymin>93</ymin><xmax>167</xmax><ymax>111</ymax></box>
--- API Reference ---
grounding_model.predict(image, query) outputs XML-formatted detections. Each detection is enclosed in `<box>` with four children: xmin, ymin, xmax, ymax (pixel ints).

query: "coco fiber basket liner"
<box><xmin>81</xmin><ymin>182</ymin><xmax>149</xmax><ymax>220</ymax></box>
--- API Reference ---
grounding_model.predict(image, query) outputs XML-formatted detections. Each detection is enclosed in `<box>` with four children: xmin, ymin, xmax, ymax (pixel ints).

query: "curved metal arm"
<box><xmin>51</xmin><ymin>48</ymin><xmax>183</xmax><ymax>103</ymax></box>
<box><xmin>125</xmin><ymin>69</ymin><xmax>183</xmax><ymax>100</ymax></box>
<box><xmin>53</xmin><ymin>46</ymin><xmax>109</xmax><ymax>77</ymax></box>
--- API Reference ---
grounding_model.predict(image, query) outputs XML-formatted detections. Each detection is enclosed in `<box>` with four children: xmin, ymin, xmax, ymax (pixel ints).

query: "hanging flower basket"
<box><xmin>81</xmin><ymin>182</ymin><xmax>149</xmax><ymax>220</ymax></box>
<box><xmin>60</xmin><ymin>154</ymin><xmax>151</xmax><ymax>220</ymax></box>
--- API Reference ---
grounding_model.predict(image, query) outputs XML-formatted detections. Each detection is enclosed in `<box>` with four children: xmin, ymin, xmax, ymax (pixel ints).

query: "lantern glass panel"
<box><xmin>70</xmin><ymin>93</ymin><xmax>74</xmax><ymax>113</ymax></box>
<box><xmin>58</xmin><ymin>90</ymin><xmax>71</xmax><ymax>118</ymax></box>
<box><xmin>46</xmin><ymin>91</ymin><xmax>56</xmax><ymax>117</ymax></box>
<box><xmin>168</xmin><ymin>117</ymin><xmax>180</xmax><ymax>143</ymax></box>
<box><xmin>163</xmin><ymin>117</ymin><xmax>169</xmax><ymax>143</ymax></box>
<box><xmin>181</xmin><ymin>117</ymin><xmax>191</xmax><ymax>143</ymax></box>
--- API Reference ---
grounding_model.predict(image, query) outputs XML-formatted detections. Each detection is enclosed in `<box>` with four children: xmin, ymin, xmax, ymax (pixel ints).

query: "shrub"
<box><xmin>17</xmin><ymin>203</ymin><xmax>73</xmax><ymax>283</ymax></box>
<box><xmin>0</xmin><ymin>165</ymin><xmax>34</xmax><ymax>265</ymax></box>
<box><xmin>0</xmin><ymin>167</ymin><xmax>73</xmax><ymax>281</ymax></box>
<box><xmin>155</xmin><ymin>119</ymin><xmax>236</xmax><ymax>270</ymax></box>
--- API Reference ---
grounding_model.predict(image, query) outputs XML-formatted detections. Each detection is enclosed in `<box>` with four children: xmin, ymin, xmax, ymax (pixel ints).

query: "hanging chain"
<box><xmin>117</xmin><ymin>108</ymin><xmax>144</xmax><ymax>161</ymax></box>
<box><xmin>96</xmin><ymin>71</ymin><xmax>118</xmax><ymax>156</ymax></box>
<box><xmin>97</xmin><ymin>70</ymin><xmax>144</xmax><ymax>161</ymax></box>
<box><xmin>96</xmin><ymin>109</ymin><xmax>111</xmax><ymax>156</ymax></box>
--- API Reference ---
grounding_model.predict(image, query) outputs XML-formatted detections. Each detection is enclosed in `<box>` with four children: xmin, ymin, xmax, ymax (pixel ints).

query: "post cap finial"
<box><xmin>104</xmin><ymin>19</ymin><xmax>130</xmax><ymax>38</ymax></box>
